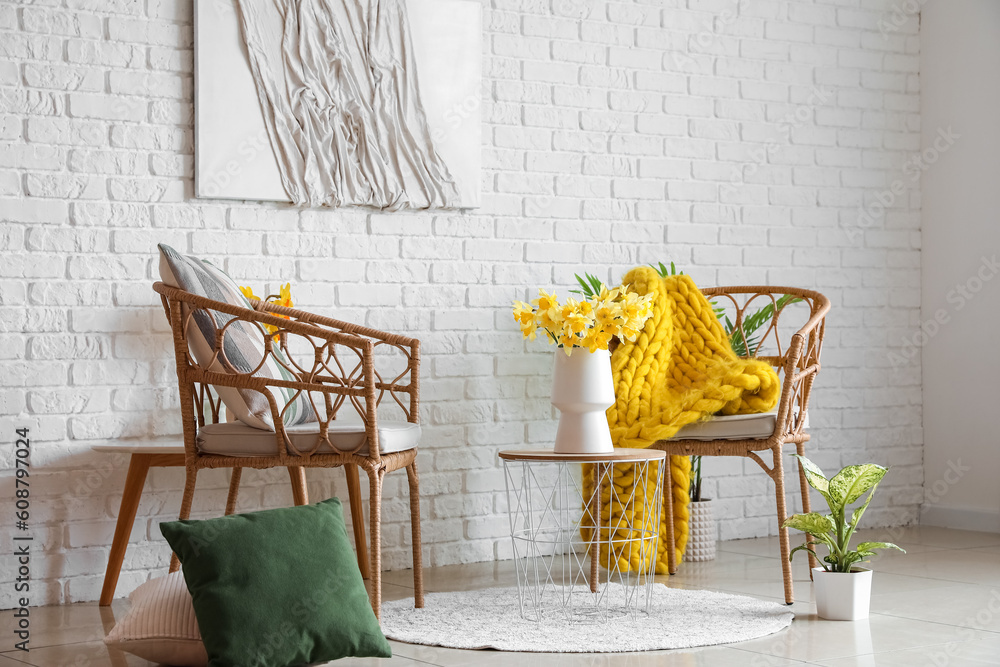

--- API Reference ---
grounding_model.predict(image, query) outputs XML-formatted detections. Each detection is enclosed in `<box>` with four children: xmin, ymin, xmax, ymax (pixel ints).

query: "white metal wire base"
<box><xmin>501</xmin><ymin>452</ymin><xmax>664</xmax><ymax>623</ymax></box>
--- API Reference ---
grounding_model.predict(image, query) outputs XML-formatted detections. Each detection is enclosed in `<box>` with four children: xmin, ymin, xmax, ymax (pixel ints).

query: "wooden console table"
<box><xmin>93</xmin><ymin>441</ymin><xmax>186</xmax><ymax>606</ymax></box>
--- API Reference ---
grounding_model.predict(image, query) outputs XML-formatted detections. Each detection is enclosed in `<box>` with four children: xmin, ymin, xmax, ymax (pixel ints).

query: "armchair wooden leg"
<box><xmin>288</xmin><ymin>467</ymin><xmax>308</xmax><ymax>506</ymax></box>
<box><xmin>664</xmin><ymin>455</ymin><xmax>678</xmax><ymax>575</ymax></box>
<box><xmin>345</xmin><ymin>464</ymin><xmax>370</xmax><ymax>579</ymax></box>
<box><xmin>366</xmin><ymin>467</ymin><xmax>385</xmax><ymax>620</ymax></box>
<box><xmin>772</xmin><ymin>448</ymin><xmax>794</xmax><ymax>605</ymax></box>
<box><xmin>170</xmin><ymin>466</ymin><xmax>198</xmax><ymax>574</ymax></box>
<box><xmin>101</xmin><ymin>454</ymin><xmax>151</xmax><ymax>606</ymax></box>
<box><xmin>406</xmin><ymin>460</ymin><xmax>424</xmax><ymax>608</ymax></box>
<box><xmin>225</xmin><ymin>467</ymin><xmax>242</xmax><ymax>516</ymax></box>
<box><xmin>795</xmin><ymin>443</ymin><xmax>819</xmax><ymax>575</ymax></box>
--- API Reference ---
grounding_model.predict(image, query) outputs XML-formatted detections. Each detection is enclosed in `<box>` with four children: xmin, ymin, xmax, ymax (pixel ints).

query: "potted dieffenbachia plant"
<box><xmin>783</xmin><ymin>455</ymin><xmax>905</xmax><ymax>620</ymax></box>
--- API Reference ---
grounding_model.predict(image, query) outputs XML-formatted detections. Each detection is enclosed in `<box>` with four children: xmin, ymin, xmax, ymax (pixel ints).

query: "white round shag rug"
<box><xmin>381</xmin><ymin>584</ymin><xmax>793</xmax><ymax>653</ymax></box>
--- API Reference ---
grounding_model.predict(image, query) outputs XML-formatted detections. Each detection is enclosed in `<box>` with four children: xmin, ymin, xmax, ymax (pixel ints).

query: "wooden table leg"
<box><xmin>100</xmin><ymin>454</ymin><xmax>152</xmax><ymax>607</ymax></box>
<box><xmin>345</xmin><ymin>464</ymin><xmax>370</xmax><ymax>579</ymax></box>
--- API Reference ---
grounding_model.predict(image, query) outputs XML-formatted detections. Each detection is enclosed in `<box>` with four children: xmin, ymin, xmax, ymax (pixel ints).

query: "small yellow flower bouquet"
<box><xmin>512</xmin><ymin>283</ymin><xmax>654</xmax><ymax>355</ymax></box>
<box><xmin>239</xmin><ymin>282</ymin><xmax>293</xmax><ymax>340</ymax></box>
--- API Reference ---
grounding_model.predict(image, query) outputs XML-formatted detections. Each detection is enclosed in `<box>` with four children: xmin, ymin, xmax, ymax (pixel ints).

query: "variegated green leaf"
<box><xmin>847</xmin><ymin>486</ymin><xmax>876</xmax><ymax>529</ymax></box>
<box><xmin>829</xmin><ymin>464</ymin><xmax>888</xmax><ymax>507</ymax></box>
<box><xmin>839</xmin><ymin>552</ymin><xmax>865</xmax><ymax>572</ymax></box>
<box><xmin>856</xmin><ymin>542</ymin><xmax>905</xmax><ymax>554</ymax></box>
<box><xmin>788</xmin><ymin>544</ymin><xmax>826</xmax><ymax>567</ymax></box>
<box><xmin>791</xmin><ymin>455</ymin><xmax>830</xmax><ymax>499</ymax></box>
<box><xmin>782</xmin><ymin>512</ymin><xmax>835</xmax><ymax>536</ymax></box>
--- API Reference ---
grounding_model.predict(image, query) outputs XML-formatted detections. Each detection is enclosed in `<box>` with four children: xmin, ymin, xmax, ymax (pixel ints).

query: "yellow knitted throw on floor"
<box><xmin>582</xmin><ymin>267</ymin><xmax>781</xmax><ymax>574</ymax></box>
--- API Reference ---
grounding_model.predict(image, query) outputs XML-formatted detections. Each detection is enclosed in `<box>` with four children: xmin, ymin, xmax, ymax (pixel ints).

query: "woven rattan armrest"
<box><xmin>153</xmin><ymin>282</ymin><xmax>369</xmax><ymax>350</ymax></box>
<box><xmin>255</xmin><ymin>299</ymin><xmax>420</xmax><ymax>349</ymax></box>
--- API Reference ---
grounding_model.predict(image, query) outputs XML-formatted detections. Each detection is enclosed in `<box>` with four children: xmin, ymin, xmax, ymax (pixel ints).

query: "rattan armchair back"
<box><xmin>654</xmin><ymin>285</ymin><xmax>831</xmax><ymax>605</ymax></box>
<box><xmin>153</xmin><ymin>281</ymin><xmax>423</xmax><ymax>618</ymax></box>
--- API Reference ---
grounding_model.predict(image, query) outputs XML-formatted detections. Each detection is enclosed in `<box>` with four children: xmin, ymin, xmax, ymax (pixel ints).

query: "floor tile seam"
<box><xmin>949</xmin><ymin>544</ymin><xmax>1000</xmax><ymax>551</ymax></box>
<box><xmin>800</xmin><ymin>636</ymin><xmax>1000</xmax><ymax>665</ymax></box>
<box><xmin>386</xmin><ymin>650</ymin><xmax>449</xmax><ymax>667</ymax></box>
<box><xmin>0</xmin><ymin>638</ymin><xmax>110</xmax><ymax>653</ymax></box>
<box><xmin>728</xmin><ymin>635</ymin><xmax>962</xmax><ymax>663</ymax></box>
<box><xmin>867</xmin><ymin>569</ymin><xmax>1000</xmax><ymax>586</ymax></box>
<box><xmin>727</xmin><ymin>645</ymin><xmax>839</xmax><ymax>664</ymax></box>
<box><xmin>865</xmin><ymin>610</ymin><xmax>1000</xmax><ymax>636</ymax></box>
<box><xmin>0</xmin><ymin>655</ymin><xmax>32</xmax><ymax>667</ymax></box>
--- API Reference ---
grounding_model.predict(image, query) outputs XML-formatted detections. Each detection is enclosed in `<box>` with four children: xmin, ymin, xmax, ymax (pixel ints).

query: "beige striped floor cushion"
<box><xmin>104</xmin><ymin>572</ymin><xmax>206</xmax><ymax>666</ymax></box>
<box><xmin>157</xmin><ymin>243</ymin><xmax>316</xmax><ymax>431</ymax></box>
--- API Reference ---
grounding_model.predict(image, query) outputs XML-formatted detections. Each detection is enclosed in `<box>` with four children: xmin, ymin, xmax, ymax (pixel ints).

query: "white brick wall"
<box><xmin>0</xmin><ymin>0</ymin><xmax>923</xmax><ymax>606</ymax></box>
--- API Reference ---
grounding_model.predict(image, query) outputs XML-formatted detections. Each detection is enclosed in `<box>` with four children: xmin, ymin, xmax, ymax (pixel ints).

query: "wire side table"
<box><xmin>499</xmin><ymin>448</ymin><xmax>666</xmax><ymax>623</ymax></box>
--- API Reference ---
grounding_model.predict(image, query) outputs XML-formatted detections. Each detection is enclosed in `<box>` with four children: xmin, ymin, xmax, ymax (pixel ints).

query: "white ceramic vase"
<box><xmin>685</xmin><ymin>499</ymin><xmax>716</xmax><ymax>561</ymax></box>
<box><xmin>812</xmin><ymin>567</ymin><xmax>873</xmax><ymax>620</ymax></box>
<box><xmin>550</xmin><ymin>348</ymin><xmax>615</xmax><ymax>454</ymax></box>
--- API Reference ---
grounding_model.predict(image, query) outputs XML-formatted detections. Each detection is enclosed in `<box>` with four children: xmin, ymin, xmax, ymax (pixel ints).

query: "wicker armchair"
<box><xmin>154</xmin><ymin>281</ymin><xmax>423</xmax><ymax>618</ymax></box>
<box><xmin>654</xmin><ymin>286</ymin><xmax>830</xmax><ymax>605</ymax></box>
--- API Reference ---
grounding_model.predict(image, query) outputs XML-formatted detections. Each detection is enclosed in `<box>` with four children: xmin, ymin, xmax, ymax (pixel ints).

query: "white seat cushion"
<box><xmin>670</xmin><ymin>410</ymin><xmax>808</xmax><ymax>441</ymax></box>
<box><xmin>672</xmin><ymin>413</ymin><xmax>776</xmax><ymax>441</ymax></box>
<box><xmin>197</xmin><ymin>420</ymin><xmax>420</xmax><ymax>457</ymax></box>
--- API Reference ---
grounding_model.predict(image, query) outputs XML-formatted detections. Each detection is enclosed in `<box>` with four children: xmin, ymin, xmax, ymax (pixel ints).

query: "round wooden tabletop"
<box><xmin>498</xmin><ymin>448</ymin><xmax>666</xmax><ymax>463</ymax></box>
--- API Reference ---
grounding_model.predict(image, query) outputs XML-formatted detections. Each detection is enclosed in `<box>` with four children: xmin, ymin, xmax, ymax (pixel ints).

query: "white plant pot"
<box><xmin>685</xmin><ymin>499</ymin><xmax>716</xmax><ymax>561</ymax></box>
<box><xmin>812</xmin><ymin>567</ymin><xmax>873</xmax><ymax>621</ymax></box>
<box><xmin>551</xmin><ymin>348</ymin><xmax>615</xmax><ymax>454</ymax></box>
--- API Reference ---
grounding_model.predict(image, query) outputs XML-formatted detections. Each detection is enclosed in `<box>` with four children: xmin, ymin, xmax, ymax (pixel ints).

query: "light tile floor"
<box><xmin>3</xmin><ymin>526</ymin><xmax>999</xmax><ymax>666</ymax></box>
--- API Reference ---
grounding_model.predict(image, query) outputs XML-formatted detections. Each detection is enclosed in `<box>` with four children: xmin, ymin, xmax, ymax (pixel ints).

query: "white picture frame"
<box><xmin>193</xmin><ymin>0</ymin><xmax>481</xmax><ymax>209</ymax></box>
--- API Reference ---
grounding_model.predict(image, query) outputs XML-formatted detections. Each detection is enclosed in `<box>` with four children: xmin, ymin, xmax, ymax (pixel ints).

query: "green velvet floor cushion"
<box><xmin>160</xmin><ymin>498</ymin><xmax>390</xmax><ymax>667</ymax></box>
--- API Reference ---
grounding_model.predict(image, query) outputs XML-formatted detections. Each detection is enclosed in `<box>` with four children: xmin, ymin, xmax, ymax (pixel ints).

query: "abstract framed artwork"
<box><xmin>194</xmin><ymin>0</ymin><xmax>482</xmax><ymax>210</ymax></box>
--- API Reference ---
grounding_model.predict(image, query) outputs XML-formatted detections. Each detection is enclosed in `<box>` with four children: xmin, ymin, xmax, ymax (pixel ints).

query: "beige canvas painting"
<box><xmin>194</xmin><ymin>0</ymin><xmax>482</xmax><ymax>210</ymax></box>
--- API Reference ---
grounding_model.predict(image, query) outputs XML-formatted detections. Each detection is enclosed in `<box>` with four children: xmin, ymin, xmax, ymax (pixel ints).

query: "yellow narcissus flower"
<box><xmin>557</xmin><ymin>330</ymin><xmax>577</xmax><ymax>354</ymax></box>
<box><xmin>512</xmin><ymin>282</ymin><xmax>654</xmax><ymax>351</ymax></box>
<box><xmin>267</xmin><ymin>283</ymin><xmax>294</xmax><ymax>340</ymax></box>
<box><xmin>275</xmin><ymin>282</ymin><xmax>293</xmax><ymax>309</ymax></box>
<box><xmin>619</xmin><ymin>291</ymin><xmax>644</xmax><ymax>320</ymax></box>
<box><xmin>240</xmin><ymin>286</ymin><xmax>260</xmax><ymax>301</ymax></box>
<box><xmin>620</xmin><ymin>322</ymin><xmax>642</xmax><ymax>342</ymax></box>
<box><xmin>512</xmin><ymin>300</ymin><xmax>534</xmax><ymax>326</ymax></box>
<box><xmin>594</xmin><ymin>300</ymin><xmax>619</xmax><ymax>334</ymax></box>
<box><xmin>560</xmin><ymin>297</ymin><xmax>592</xmax><ymax>335</ymax></box>
<box><xmin>616</xmin><ymin>292</ymin><xmax>655</xmax><ymax>341</ymax></box>
<box><xmin>533</xmin><ymin>288</ymin><xmax>558</xmax><ymax>312</ymax></box>
<box><xmin>512</xmin><ymin>299</ymin><xmax>544</xmax><ymax>343</ymax></box>
<box><xmin>241</xmin><ymin>283</ymin><xmax>294</xmax><ymax>340</ymax></box>
<box><xmin>597</xmin><ymin>283</ymin><xmax>620</xmax><ymax>302</ymax></box>
<box><xmin>520</xmin><ymin>319</ymin><xmax>538</xmax><ymax>341</ymax></box>
<box><xmin>542</xmin><ymin>307</ymin><xmax>564</xmax><ymax>338</ymax></box>
<box><xmin>581</xmin><ymin>328</ymin><xmax>613</xmax><ymax>353</ymax></box>
<box><xmin>533</xmin><ymin>288</ymin><xmax>561</xmax><ymax>331</ymax></box>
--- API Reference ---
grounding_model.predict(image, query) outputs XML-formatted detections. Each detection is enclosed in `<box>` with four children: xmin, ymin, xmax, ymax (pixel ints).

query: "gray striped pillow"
<box><xmin>157</xmin><ymin>244</ymin><xmax>316</xmax><ymax>431</ymax></box>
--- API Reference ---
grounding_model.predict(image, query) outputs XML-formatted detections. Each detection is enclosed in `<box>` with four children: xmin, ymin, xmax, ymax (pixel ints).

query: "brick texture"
<box><xmin>0</xmin><ymin>0</ymin><xmax>923</xmax><ymax>607</ymax></box>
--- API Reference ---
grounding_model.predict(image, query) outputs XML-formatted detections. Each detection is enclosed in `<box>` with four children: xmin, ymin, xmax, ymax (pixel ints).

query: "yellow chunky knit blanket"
<box><xmin>583</xmin><ymin>267</ymin><xmax>781</xmax><ymax>573</ymax></box>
